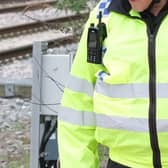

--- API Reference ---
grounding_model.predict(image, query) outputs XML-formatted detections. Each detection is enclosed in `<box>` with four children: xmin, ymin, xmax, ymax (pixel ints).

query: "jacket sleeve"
<box><xmin>58</xmin><ymin>7</ymin><xmax>107</xmax><ymax>168</ymax></box>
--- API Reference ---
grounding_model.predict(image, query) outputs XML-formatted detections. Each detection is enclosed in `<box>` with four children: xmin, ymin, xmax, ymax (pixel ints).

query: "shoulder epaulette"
<box><xmin>98</xmin><ymin>0</ymin><xmax>113</xmax><ymax>17</ymax></box>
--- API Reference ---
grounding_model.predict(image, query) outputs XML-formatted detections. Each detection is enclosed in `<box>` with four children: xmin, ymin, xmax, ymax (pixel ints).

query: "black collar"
<box><xmin>108</xmin><ymin>0</ymin><xmax>131</xmax><ymax>16</ymax></box>
<box><xmin>108</xmin><ymin>0</ymin><xmax>168</xmax><ymax>17</ymax></box>
<box><xmin>140</xmin><ymin>1</ymin><xmax>168</xmax><ymax>33</ymax></box>
<box><xmin>141</xmin><ymin>1</ymin><xmax>168</xmax><ymax>18</ymax></box>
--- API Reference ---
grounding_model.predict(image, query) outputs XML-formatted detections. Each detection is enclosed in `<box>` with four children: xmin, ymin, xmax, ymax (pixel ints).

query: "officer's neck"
<box><xmin>150</xmin><ymin>0</ymin><xmax>167</xmax><ymax>16</ymax></box>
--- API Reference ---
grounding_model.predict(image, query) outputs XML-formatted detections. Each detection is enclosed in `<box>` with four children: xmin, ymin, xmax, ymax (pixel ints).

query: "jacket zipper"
<box><xmin>146</xmin><ymin>10</ymin><xmax>168</xmax><ymax>168</ymax></box>
<box><xmin>148</xmin><ymin>33</ymin><xmax>162</xmax><ymax>168</ymax></box>
<box><xmin>119</xmin><ymin>8</ymin><xmax>168</xmax><ymax>167</ymax></box>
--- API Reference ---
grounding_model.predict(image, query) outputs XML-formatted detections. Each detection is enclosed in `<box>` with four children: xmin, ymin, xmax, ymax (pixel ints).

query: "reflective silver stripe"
<box><xmin>95</xmin><ymin>79</ymin><xmax>168</xmax><ymax>98</ymax></box>
<box><xmin>59</xmin><ymin>107</ymin><xmax>168</xmax><ymax>132</ymax></box>
<box><xmin>158</xmin><ymin>83</ymin><xmax>168</xmax><ymax>98</ymax></box>
<box><xmin>96</xmin><ymin>114</ymin><xmax>168</xmax><ymax>132</ymax></box>
<box><xmin>58</xmin><ymin>106</ymin><xmax>96</xmax><ymax>126</ymax></box>
<box><xmin>66</xmin><ymin>75</ymin><xmax>94</xmax><ymax>97</ymax></box>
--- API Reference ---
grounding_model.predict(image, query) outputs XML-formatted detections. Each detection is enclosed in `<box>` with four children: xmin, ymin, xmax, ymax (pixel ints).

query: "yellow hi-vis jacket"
<box><xmin>58</xmin><ymin>0</ymin><xmax>168</xmax><ymax>167</ymax></box>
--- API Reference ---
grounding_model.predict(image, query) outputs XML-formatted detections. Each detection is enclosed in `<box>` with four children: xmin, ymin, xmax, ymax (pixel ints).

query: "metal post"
<box><xmin>30</xmin><ymin>41</ymin><xmax>73</xmax><ymax>168</ymax></box>
<box><xmin>30</xmin><ymin>41</ymin><xmax>48</xmax><ymax>168</ymax></box>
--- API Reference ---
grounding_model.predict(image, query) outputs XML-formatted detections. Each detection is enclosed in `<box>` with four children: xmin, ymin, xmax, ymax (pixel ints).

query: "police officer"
<box><xmin>58</xmin><ymin>0</ymin><xmax>168</xmax><ymax>167</ymax></box>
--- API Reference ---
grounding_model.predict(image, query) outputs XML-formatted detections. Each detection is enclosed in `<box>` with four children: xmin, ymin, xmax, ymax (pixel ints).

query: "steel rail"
<box><xmin>0</xmin><ymin>34</ymin><xmax>77</xmax><ymax>60</ymax></box>
<box><xmin>0</xmin><ymin>0</ymin><xmax>56</xmax><ymax>14</ymax></box>
<box><xmin>0</xmin><ymin>13</ymin><xmax>88</xmax><ymax>38</ymax></box>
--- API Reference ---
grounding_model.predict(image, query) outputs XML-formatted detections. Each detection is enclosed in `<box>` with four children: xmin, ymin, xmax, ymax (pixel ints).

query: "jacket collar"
<box><xmin>108</xmin><ymin>0</ymin><xmax>168</xmax><ymax>17</ymax></box>
<box><xmin>108</xmin><ymin>0</ymin><xmax>131</xmax><ymax>16</ymax></box>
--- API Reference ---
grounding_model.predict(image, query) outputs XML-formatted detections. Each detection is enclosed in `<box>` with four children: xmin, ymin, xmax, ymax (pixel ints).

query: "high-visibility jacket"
<box><xmin>58</xmin><ymin>0</ymin><xmax>168</xmax><ymax>167</ymax></box>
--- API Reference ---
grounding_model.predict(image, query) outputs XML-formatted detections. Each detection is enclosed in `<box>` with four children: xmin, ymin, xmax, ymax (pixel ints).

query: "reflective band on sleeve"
<box><xmin>95</xmin><ymin>79</ymin><xmax>168</xmax><ymax>98</ymax></box>
<box><xmin>58</xmin><ymin>106</ymin><xmax>96</xmax><ymax>126</ymax></box>
<box><xmin>66</xmin><ymin>75</ymin><xmax>94</xmax><ymax>97</ymax></box>
<box><xmin>96</xmin><ymin>114</ymin><xmax>168</xmax><ymax>132</ymax></box>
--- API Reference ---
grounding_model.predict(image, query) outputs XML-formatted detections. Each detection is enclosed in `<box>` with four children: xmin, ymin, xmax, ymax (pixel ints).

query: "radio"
<box><xmin>87</xmin><ymin>11</ymin><xmax>107</xmax><ymax>64</ymax></box>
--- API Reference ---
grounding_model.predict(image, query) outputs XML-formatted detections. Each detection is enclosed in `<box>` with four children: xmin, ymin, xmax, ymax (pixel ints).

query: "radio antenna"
<box><xmin>98</xmin><ymin>11</ymin><xmax>102</xmax><ymax>24</ymax></box>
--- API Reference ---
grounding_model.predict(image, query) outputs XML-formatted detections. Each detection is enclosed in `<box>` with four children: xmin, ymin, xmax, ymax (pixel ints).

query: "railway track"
<box><xmin>0</xmin><ymin>33</ymin><xmax>77</xmax><ymax>60</ymax></box>
<box><xmin>0</xmin><ymin>0</ymin><xmax>56</xmax><ymax>14</ymax></box>
<box><xmin>0</xmin><ymin>13</ymin><xmax>88</xmax><ymax>61</ymax></box>
<box><xmin>0</xmin><ymin>11</ymin><xmax>88</xmax><ymax>61</ymax></box>
<box><xmin>0</xmin><ymin>13</ymin><xmax>88</xmax><ymax>39</ymax></box>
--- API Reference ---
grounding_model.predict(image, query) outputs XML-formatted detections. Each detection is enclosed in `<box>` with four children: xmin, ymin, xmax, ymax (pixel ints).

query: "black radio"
<box><xmin>87</xmin><ymin>11</ymin><xmax>107</xmax><ymax>64</ymax></box>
